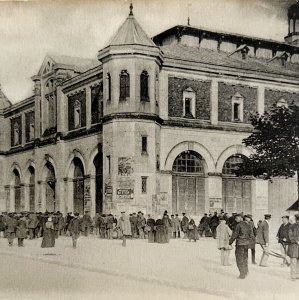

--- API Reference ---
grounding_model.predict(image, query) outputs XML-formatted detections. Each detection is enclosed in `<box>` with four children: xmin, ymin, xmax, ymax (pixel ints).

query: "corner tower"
<box><xmin>285</xmin><ymin>2</ymin><xmax>299</xmax><ymax>45</ymax></box>
<box><xmin>98</xmin><ymin>4</ymin><xmax>164</xmax><ymax>214</ymax></box>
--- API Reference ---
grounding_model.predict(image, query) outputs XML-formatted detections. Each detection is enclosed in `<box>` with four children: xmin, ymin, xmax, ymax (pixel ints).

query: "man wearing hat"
<box><xmin>276</xmin><ymin>215</ymin><xmax>291</xmax><ymax>266</ymax></box>
<box><xmin>181</xmin><ymin>213</ymin><xmax>189</xmax><ymax>238</ymax></box>
<box><xmin>229</xmin><ymin>214</ymin><xmax>254</xmax><ymax>279</ymax></box>
<box><xmin>256</xmin><ymin>214</ymin><xmax>271</xmax><ymax>267</ymax></box>
<box><xmin>287</xmin><ymin>214</ymin><xmax>299</xmax><ymax>281</ymax></box>
<box><xmin>68</xmin><ymin>213</ymin><xmax>81</xmax><ymax>249</ymax></box>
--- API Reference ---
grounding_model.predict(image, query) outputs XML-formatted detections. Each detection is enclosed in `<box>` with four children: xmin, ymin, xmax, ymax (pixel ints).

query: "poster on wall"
<box><xmin>118</xmin><ymin>157</ymin><xmax>134</xmax><ymax>176</ymax></box>
<box><xmin>116</xmin><ymin>188</ymin><xmax>134</xmax><ymax>199</ymax></box>
<box><xmin>209</xmin><ymin>198</ymin><xmax>222</xmax><ymax>210</ymax></box>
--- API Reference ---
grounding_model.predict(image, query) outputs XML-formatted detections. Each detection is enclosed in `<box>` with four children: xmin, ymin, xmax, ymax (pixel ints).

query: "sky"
<box><xmin>0</xmin><ymin>0</ymin><xmax>296</xmax><ymax>103</ymax></box>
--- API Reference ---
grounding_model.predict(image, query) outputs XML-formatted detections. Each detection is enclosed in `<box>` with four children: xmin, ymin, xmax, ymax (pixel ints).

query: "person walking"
<box><xmin>244</xmin><ymin>214</ymin><xmax>257</xmax><ymax>264</ymax></box>
<box><xmin>288</xmin><ymin>214</ymin><xmax>299</xmax><ymax>281</ymax></box>
<box><xmin>277</xmin><ymin>215</ymin><xmax>291</xmax><ymax>267</ymax></box>
<box><xmin>68</xmin><ymin>213</ymin><xmax>81</xmax><ymax>249</ymax></box>
<box><xmin>174</xmin><ymin>214</ymin><xmax>181</xmax><ymax>238</ymax></box>
<box><xmin>6</xmin><ymin>213</ymin><xmax>17</xmax><ymax>247</ymax></box>
<box><xmin>118</xmin><ymin>212</ymin><xmax>132</xmax><ymax>247</ymax></box>
<box><xmin>216</xmin><ymin>216</ymin><xmax>232</xmax><ymax>266</ymax></box>
<box><xmin>256</xmin><ymin>214</ymin><xmax>271</xmax><ymax>267</ymax></box>
<box><xmin>229</xmin><ymin>214</ymin><xmax>254</xmax><ymax>279</ymax></box>
<box><xmin>81</xmin><ymin>211</ymin><xmax>92</xmax><ymax>237</ymax></box>
<box><xmin>16</xmin><ymin>214</ymin><xmax>27</xmax><ymax>247</ymax></box>
<box><xmin>187</xmin><ymin>219</ymin><xmax>198</xmax><ymax>242</ymax></box>
<box><xmin>209</xmin><ymin>212</ymin><xmax>220</xmax><ymax>239</ymax></box>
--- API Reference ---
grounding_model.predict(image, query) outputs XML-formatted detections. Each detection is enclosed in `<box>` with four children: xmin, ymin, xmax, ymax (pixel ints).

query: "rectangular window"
<box><xmin>68</xmin><ymin>91</ymin><xmax>86</xmax><ymax>131</ymax></box>
<box><xmin>233</xmin><ymin>103</ymin><xmax>240</xmax><ymax>121</ymax></box>
<box><xmin>25</xmin><ymin>111</ymin><xmax>35</xmax><ymax>143</ymax></box>
<box><xmin>185</xmin><ymin>98</ymin><xmax>192</xmax><ymax>116</ymax></box>
<box><xmin>107</xmin><ymin>155</ymin><xmax>111</xmax><ymax>175</ymax></box>
<box><xmin>141</xmin><ymin>136</ymin><xmax>147</xmax><ymax>154</ymax></box>
<box><xmin>119</xmin><ymin>71</ymin><xmax>130</xmax><ymax>101</ymax></box>
<box><xmin>141</xmin><ymin>177</ymin><xmax>147</xmax><ymax>194</ymax></box>
<box><xmin>11</xmin><ymin>117</ymin><xmax>22</xmax><ymax>147</ymax></box>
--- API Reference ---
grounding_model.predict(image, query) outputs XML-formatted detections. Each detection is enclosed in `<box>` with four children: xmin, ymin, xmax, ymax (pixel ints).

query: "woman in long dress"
<box><xmin>188</xmin><ymin>219</ymin><xmax>198</xmax><ymax>242</ymax></box>
<box><xmin>146</xmin><ymin>215</ymin><xmax>156</xmax><ymax>243</ymax></box>
<box><xmin>41</xmin><ymin>217</ymin><xmax>55</xmax><ymax>248</ymax></box>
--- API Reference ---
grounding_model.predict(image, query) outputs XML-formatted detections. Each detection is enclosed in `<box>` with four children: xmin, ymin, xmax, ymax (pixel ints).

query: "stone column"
<box><xmin>57</xmin><ymin>86</ymin><xmax>68</xmax><ymax>134</ymax></box>
<box><xmin>207</xmin><ymin>173</ymin><xmax>223</xmax><ymax>213</ymax></box>
<box><xmin>23</xmin><ymin>183</ymin><xmax>30</xmax><ymax>211</ymax></box>
<box><xmin>21</xmin><ymin>114</ymin><xmax>26</xmax><ymax>146</ymax></box>
<box><xmin>4</xmin><ymin>185</ymin><xmax>10</xmax><ymax>212</ymax></box>
<box><xmin>9</xmin><ymin>186</ymin><xmax>14</xmax><ymax>212</ymax></box>
<box><xmin>210</xmin><ymin>79</ymin><xmax>219</xmax><ymax>125</ymax></box>
<box><xmin>84</xmin><ymin>175</ymin><xmax>96</xmax><ymax>217</ymax></box>
<box><xmin>257</xmin><ymin>85</ymin><xmax>265</xmax><ymax>115</ymax></box>
<box><xmin>86</xmin><ymin>86</ymin><xmax>92</xmax><ymax>130</ymax></box>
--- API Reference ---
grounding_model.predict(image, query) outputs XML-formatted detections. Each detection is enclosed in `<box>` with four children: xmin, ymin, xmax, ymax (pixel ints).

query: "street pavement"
<box><xmin>0</xmin><ymin>234</ymin><xmax>298</xmax><ymax>300</ymax></box>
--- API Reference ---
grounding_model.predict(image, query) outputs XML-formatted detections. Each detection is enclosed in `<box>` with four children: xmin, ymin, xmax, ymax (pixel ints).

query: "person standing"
<box><xmin>16</xmin><ymin>214</ymin><xmax>27</xmax><ymax>247</ymax></box>
<box><xmin>81</xmin><ymin>211</ymin><xmax>92</xmax><ymax>237</ymax></box>
<box><xmin>276</xmin><ymin>215</ymin><xmax>291</xmax><ymax>266</ymax></box>
<box><xmin>187</xmin><ymin>219</ymin><xmax>198</xmax><ymax>242</ymax></box>
<box><xmin>118</xmin><ymin>212</ymin><xmax>132</xmax><ymax>247</ymax></box>
<box><xmin>130</xmin><ymin>213</ymin><xmax>138</xmax><ymax>238</ymax></box>
<box><xmin>288</xmin><ymin>214</ymin><xmax>299</xmax><ymax>281</ymax></box>
<box><xmin>41</xmin><ymin>217</ymin><xmax>55</xmax><ymax>248</ymax></box>
<box><xmin>170</xmin><ymin>215</ymin><xmax>176</xmax><ymax>238</ymax></box>
<box><xmin>181</xmin><ymin>213</ymin><xmax>189</xmax><ymax>238</ymax></box>
<box><xmin>209</xmin><ymin>212</ymin><xmax>220</xmax><ymax>239</ymax></box>
<box><xmin>137</xmin><ymin>212</ymin><xmax>146</xmax><ymax>239</ymax></box>
<box><xmin>229</xmin><ymin>214</ymin><xmax>254</xmax><ymax>279</ymax></box>
<box><xmin>216</xmin><ymin>216</ymin><xmax>232</xmax><ymax>266</ymax></box>
<box><xmin>256</xmin><ymin>214</ymin><xmax>271</xmax><ymax>267</ymax></box>
<box><xmin>68</xmin><ymin>213</ymin><xmax>81</xmax><ymax>249</ymax></box>
<box><xmin>106</xmin><ymin>214</ymin><xmax>114</xmax><ymax>240</ymax></box>
<box><xmin>6</xmin><ymin>213</ymin><xmax>17</xmax><ymax>247</ymax></box>
<box><xmin>162</xmin><ymin>211</ymin><xmax>172</xmax><ymax>243</ymax></box>
<box><xmin>244</xmin><ymin>214</ymin><xmax>257</xmax><ymax>265</ymax></box>
<box><xmin>174</xmin><ymin>214</ymin><xmax>181</xmax><ymax>238</ymax></box>
<box><xmin>146</xmin><ymin>215</ymin><xmax>156</xmax><ymax>243</ymax></box>
<box><xmin>27</xmin><ymin>213</ymin><xmax>38</xmax><ymax>239</ymax></box>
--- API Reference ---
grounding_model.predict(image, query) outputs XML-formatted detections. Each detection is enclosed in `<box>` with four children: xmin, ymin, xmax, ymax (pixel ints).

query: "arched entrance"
<box><xmin>28</xmin><ymin>166</ymin><xmax>35</xmax><ymax>212</ymax></box>
<box><xmin>73</xmin><ymin>157</ymin><xmax>85</xmax><ymax>215</ymax></box>
<box><xmin>45</xmin><ymin>162</ymin><xmax>56</xmax><ymax>212</ymax></box>
<box><xmin>172</xmin><ymin>150</ymin><xmax>205</xmax><ymax>215</ymax></box>
<box><xmin>13</xmin><ymin>169</ymin><xmax>21</xmax><ymax>213</ymax></box>
<box><xmin>93</xmin><ymin>153</ymin><xmax>103</xmax><ymax>214</ymax></box>
<box><xmin>222</xmin><ymin>154</ymin><xmax>252</xmax><ymax>213</ymax></box>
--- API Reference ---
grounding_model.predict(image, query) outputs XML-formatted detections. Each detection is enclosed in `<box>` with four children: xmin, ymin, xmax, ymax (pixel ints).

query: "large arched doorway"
<box><xmin>45</xmin><ymin>162</ymin><xmax>56</xmax><ymax>212</ymax></box>
<box><xmin>13</xmin><ymin>169</ymin><xmax>21</xmax><ymax>213</ymax></box>
<box><xmin>222</xmin><ymin>154</ymin><xmax>252</xmax><ymax>213</ymax></box>
<box><xmin>172</xmin><ymin>150</ymin><xmax>205</xmax><ymax>215</ymax></box>
<box><xmin>28</xmin><ymin>166</ymin><xmax>35</xmax><ymax>212</ymax></box>
<box><xmin>93</xmin><ymin>152</ymin><xmax>103</xmax><ymax>214</ymax></box>
<box><xmin>73</xmin><ymin>157</ymin><xmax>85</xmax><ymax>215</ymax></box>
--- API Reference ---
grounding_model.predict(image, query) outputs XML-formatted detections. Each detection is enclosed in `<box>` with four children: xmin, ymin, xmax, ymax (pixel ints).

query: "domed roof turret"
<box><xmin>288</xmin><ymin>2</ymin><xmax>299</xmax><ymax>18</ymax></box>
<box><xmin>0</xmin><ymin>85</ymin><xmax>12</xmax><ymax>110</ymax></box>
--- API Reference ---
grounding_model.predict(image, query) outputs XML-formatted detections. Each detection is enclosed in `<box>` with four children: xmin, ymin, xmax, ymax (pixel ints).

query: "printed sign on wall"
<box><xmin>118</xmin><ymin>157</ymin><xmax>133</xmax><ymax>176</ymax></box>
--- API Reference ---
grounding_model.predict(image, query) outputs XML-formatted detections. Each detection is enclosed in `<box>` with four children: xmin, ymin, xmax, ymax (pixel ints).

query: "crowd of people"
<box><xmin>0</xmin><ymin>209</ymin><xmax>299</xmax><ymax>281</ymax></box>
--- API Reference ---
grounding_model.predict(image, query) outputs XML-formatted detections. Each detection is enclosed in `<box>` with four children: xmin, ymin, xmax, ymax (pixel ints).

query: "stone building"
<box><xmin>0</xmin><ymin>3</ymin><xmax>298</xmax><ymax>222</ymax></box>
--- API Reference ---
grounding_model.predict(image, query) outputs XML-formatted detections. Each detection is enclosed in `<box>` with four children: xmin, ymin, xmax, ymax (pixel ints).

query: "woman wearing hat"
<box><xmin>41</xmin><ymin>217</ymin><xmax>55</xmax><ymax>248</ymax></box>
<box><xmin>216</xmin><ymin>217</ymin><xmax>232</xmax><ymax>266</ymax></box>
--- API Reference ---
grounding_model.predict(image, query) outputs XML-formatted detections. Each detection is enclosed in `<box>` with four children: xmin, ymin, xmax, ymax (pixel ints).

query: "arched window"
<box><xmin>119</xmin><ymin>70</ymin><xmax>130</xmax><ymax>101</ymax></box>
<box><xmin>222</xmin><ymin>154</ymin><xmax>248</xmax><ymax>175</ymax></box>
<box><xmin>74</xmin><ymin>99</ymin><xmax>81</xmax><ymax>128</ymax></box>
<box><xmin>28</xmin><ymin>166</ymin><xmax>35</xmax><ymax>212</ymax></box>
<box><xmin>277</xmin><ymin>98</ymin><xmax>288</xmax><ymax>108</ymax></box>
<box><xmin>13</xmin><ymin>169</ymin><xmax>21</xmax><ymax>213</ymax></box>
<box><xmin>172</xmin><ymin>150</ymin><xmax>204</xmax><ymax>174</ymax></box>
<box><xmin>140</xmin><ymin>70</ymin><xmax>149</xmax><ymax>101</ymax></box>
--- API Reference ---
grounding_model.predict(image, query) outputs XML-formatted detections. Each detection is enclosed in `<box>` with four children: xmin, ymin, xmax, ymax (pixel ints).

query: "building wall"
<box><xmin>264</xmin><ymin>88</ymin><xmax>299</xmax><ymax>111</ymax></box>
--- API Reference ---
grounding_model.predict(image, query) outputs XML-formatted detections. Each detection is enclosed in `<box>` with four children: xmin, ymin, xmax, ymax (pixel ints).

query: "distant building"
<box><xmin>0</xmin><ymin>3</ymin><xmax>298</xmax><ymax>222</ymax></box>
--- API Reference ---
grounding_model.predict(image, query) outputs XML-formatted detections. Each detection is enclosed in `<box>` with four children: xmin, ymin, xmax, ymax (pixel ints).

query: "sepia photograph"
<box><xmin>0</xmin><ymin>0</ymin><xmax>299</xmax><ymax>299</ymax></box>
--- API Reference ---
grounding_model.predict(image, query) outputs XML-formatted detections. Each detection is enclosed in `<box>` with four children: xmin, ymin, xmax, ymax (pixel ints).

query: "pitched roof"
<box><xmin>107</xmin><ymin>14</ymin><xmax>156</xmax><ymax>47</ymax></box>
<box><xmin>48</xmin><ymin>54</ymin><xmax>101</xmax><ymax>73</ymax></box>
<box><xmin>286</xmin><ymin>200</ymin><xmax>299</xmax><ymax>211</ymax></box>
<box><xmin>0</xmin><ymin>86</ymin><xmax>12</xmax><ymax>109</ymax></box>
<box><xmin>161</xmin><ymin>44</ymin><xmax>299</xmax><ymax>78</ymax></box>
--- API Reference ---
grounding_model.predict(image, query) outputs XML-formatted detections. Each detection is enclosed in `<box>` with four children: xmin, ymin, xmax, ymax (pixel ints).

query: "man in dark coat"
<box><xmin>68</xmin><ymin>213</ymin><xmax>81</xmax><ymax>249</ymax></box>
<box><xmin>256</xmin><ymin>214</ymin><xmax>271</xmax><ymax>267</ymax></box>
<box><xmin>229</xmin><ymin>214</ymin><xmax>254</xmax><ymax>279</ymax></box>
<box><xmin>209</xmin><ymin>212</ymin><xmax>219</xmax><ymax>239</ymax></box>
<box><xmin>244</xmin><ymin>214</ymin><xmax>257</xmax><ymax>264</ymax></box>
<box><xmin>137</xmin><ymin>212</ymin><xmax>146</xmax><ymax>239</ymax></box>
<box><xmin>81</xmin><ymin>211</ymin><xmax>92</xmax><ymax>237</ymax></box>
<box><xmin>181</xmin><ymin>213</ymin><xmax>189</xmax><ymax>238</ymax></box>
<box><xmin>6</xmin><ymin>213</ymin><xmax>18</xmax><ymax>246</ymax></box>
<box><xmin>276</xmin><ymin>215</ymin><xmax>291</xmax><ymax>266</ymax></box>
<box><xmin>228</xmin><ymin>213</ymin><xmax>238</xmax><ymax>231</ymax></box>
<box><xmin>16</xmin><ymin>215</ymin><xmax>27</xmax><ymax>247</ymax></box>
<box><xmin>106</xmin><ymin>214</ymin><xmax>114</xmax><ymax>239</ymax></box>
<box><xmin>287</xmin><ymin>214</ymin><xmax>299</xmax><ymax>281</ymax></box>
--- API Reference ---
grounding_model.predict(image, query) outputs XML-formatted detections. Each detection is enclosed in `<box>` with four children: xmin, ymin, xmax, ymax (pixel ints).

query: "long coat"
<box><xmin>6</xmin><ymin>216</ymin><xmax>18</xmax><ymax>233</ymax></box>
<box><xmin>119</xmin><ymin>215</ymin><xmax>132</xmax><ymax>236</ymax></box>
<box><xmin>287</xmin><ymin>223</ymin><xmax>299</xmax><ymax>258</ymax></box>
<box><xmin>216</xmin><ymin>222</ymin><xmax>232</xmax><ymax>249</ymax></box>
<box><xmin>16</xmin><ymin>219</ymin><xmax>28</xmax><ymax>239</ymax></box>
<box><xmin>256</xmin><ymin>220</ymin><xmax>269</xmax><ymax>245</ymax></box>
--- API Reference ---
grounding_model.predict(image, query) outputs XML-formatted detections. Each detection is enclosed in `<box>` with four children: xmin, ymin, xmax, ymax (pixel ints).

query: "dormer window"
<box><xmin>277</xmin><ymin>98</ymin><xmax>288</xmax><ymax>108</ymax></box>
<box><xmin>140</xmin><ymin>71</ymin><xmax>149</xmax><ymax>102</ymax></box>
<box><xmin>119</xmin><ymin>70</ymin><xmax>130</xmax><ymax>101</ymax></box>
<box><xmin>183</xmin><ymin>87</ymin><xmax>195</xmax><ymax>118</ymax></box>
<box><xmin>231</xmin><ymin>92</ymin><xmax>244</xmax><ymax>122</ymax></box>
<box><xmin>74</xmin><ymin>99</ymin><xmax>81</xmax><ymax>128</ymax></box>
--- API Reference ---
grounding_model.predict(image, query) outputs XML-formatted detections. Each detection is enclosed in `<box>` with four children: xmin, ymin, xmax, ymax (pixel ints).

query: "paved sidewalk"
<box><xmin>0</xmin><ymin>235</ymin><xmax>298</xmax><ymax>300</ymax></box>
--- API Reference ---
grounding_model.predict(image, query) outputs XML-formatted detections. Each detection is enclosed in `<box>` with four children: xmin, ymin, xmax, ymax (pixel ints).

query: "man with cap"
<box><xmin>287</xmin><ymin>213</ymin><xmax>299</xmax><ymax>281</ymax></box>
<box><xmin>276</xmin><ymin>215</ymin><xmax>291</xmax><ymax>266</ymax></box>
<box><xmin>256</xmin><ymin>214</ymin><xmax>271</xmax><ymax>267</ymax></box>
<box><xmin>68</xmin><ymin>213</ymin><xmax>81</xmax><ymax>249</ymax></box>
<box><xmin>229</xmin><ymin>214</ymin><xmax>254</xmax><ymax>279</ymax></box>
